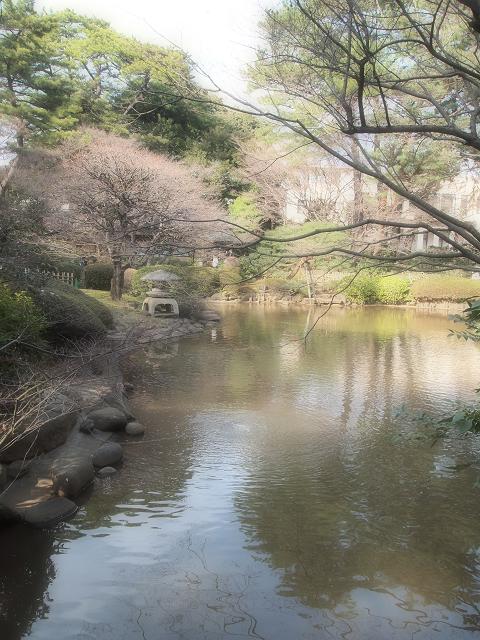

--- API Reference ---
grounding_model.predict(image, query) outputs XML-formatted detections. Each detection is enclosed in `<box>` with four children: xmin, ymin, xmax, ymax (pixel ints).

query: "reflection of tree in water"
<box><xmin>233</xmin><ymin>315</ymin><xmax>480</xmax><ymax>625</ymax></box>
<box><xmin>0</xmin><ymin>525</ymin><xmax>57</xmax><ymax>640</ymax></box>
<box><xmin>235</xmin><ymin>427</ymin><xmax>480</xmax><ymax>620</ymax></box>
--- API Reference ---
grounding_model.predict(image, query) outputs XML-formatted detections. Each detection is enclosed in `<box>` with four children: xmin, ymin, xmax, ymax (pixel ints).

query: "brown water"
<box><xmin>2</xmin><ymin>306</ymin><xmax>480</xmax><ymax>640</ymax></box>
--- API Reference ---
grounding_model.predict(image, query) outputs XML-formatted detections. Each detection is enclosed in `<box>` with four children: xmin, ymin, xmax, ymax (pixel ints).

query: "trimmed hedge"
<box><xmin>33</xmin><ymin>280</ymin><xmax>113</xmax><ymax>339</ymax></box>
<box><xmin>342</xmin><ymin>274</ymin><xmax>411</xmax><ymax>304</ymax></box>
<box><xmin>85</xmin><ymin>263</ymin><xmax>114</xmax><ymax>291</ymax></box>
<box><xmin>411</xmin><ymin>277</ymin><xmax>480</xmax><ymax>302</ymax></box>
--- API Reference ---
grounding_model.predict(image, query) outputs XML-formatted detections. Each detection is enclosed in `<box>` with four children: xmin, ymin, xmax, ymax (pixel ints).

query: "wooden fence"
<box><xmin>23</xmin><ymin>268</ymin><xmax>78</xmax><ymax>287</ymax></box>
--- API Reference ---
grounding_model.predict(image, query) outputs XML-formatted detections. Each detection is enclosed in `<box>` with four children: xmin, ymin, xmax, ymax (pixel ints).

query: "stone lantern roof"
<box><xmin>140</xmin><ymin>270</ymin><xmax>181</xmax><ymax>283</ymax></box>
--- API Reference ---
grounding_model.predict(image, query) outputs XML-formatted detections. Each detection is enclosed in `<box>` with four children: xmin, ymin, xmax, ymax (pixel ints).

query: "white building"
<box><xmin>282</xmin><ymin>164</ymin><xmax>480</xmax><ymax>251</ymax></box>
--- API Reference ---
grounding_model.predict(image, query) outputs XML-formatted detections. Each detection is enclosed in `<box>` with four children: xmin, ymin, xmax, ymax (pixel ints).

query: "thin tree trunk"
<box><xmin>304</xmin><ymin>261</ymin><xmax>314</xmax><ymax>301</ymax></box>
<box><xmin>350</xmin><ymin>140</ymin><xmax>364</xmax><ymax>223</ymax></box>
<box><xmin>111</xmin><ymin>256</ymin><xmax>123</xmax><ymax>300</ymax></box>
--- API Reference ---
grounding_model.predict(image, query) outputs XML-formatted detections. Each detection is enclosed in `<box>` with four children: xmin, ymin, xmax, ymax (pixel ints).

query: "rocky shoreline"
<box><xmin>0</xmin><ymin>311</ymin><xmax>218</xmax><ymax>529</ymax></box>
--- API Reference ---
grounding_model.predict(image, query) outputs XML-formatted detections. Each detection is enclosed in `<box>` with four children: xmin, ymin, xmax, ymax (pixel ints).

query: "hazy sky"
<box><xmin>37</xmin><ymin>0</ymin><xmax>271</xmax><ymax>95</ymax></box>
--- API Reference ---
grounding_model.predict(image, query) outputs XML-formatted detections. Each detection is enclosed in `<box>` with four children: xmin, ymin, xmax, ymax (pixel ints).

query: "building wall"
<box><xmin>282</xmin><ymin>166</ymin><xmax>480</xmax><ymax>250</ymax></box>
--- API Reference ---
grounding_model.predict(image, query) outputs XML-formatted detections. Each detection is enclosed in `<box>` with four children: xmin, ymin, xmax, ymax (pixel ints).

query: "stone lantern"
<box><xmin>140</xmin><ymin>270</ymin><xmax>181</xmax><ymax>317</ymax></box>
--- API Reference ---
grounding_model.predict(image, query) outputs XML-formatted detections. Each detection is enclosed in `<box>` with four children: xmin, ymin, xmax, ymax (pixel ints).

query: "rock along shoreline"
<box><xmin>0</xmin><ymin>309</ymin><xmax>219</xmax><ymax>529</ymax></box>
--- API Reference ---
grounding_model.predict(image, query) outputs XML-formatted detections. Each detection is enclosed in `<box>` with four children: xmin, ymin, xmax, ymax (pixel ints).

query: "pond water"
<box><xmin>2</xmin><ymin>306</ymin><xmax>480</xmax><ymax>640</ymax></box>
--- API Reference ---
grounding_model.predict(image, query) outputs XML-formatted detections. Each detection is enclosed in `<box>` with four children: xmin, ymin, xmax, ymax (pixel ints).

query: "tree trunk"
<box><xmin>350</xmin><ymin>140</ymin><xmax>364</xmax><ymax>223</ymax></box>
<box><xmin>110</xmin><ymin>256</ymin><xmax>123</xmax><ymax>300</ymax></box>
<box><xmin>304</xmin><ymin>260</ymin><xmax>314</xmax><ymax>301</ymax></box>
<box><xmin>352</xmin><ymin>169</ymin><xmax>364</xmax><ymax>223</ymax></box>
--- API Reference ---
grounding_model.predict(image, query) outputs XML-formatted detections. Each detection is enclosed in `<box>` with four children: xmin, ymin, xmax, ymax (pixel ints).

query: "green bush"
<box><xmin>239</xmin><ymin>253</ymin><xmax>281</xmax><ymax>280</ymax></box>
<box><xmin>33</xmin><ymin>280</ymin><xmax>113</xmax><ymax>339</ymax></box>
<box><xmin>218</xmin><ymin>265</ymin><xmax>241</xmax><ymax>287</ymax></box>
<box><xmin>257</xmin><ymin>277</ymin><xmax>302</xmax><ymax>295</ymax></box>
<box><xmin>228</xmin><ymin>192</ymin><xmax>262</xmax><ymax>228</ymax></box>
<box><xmin>411</xmin><ymin>276</ymin><xmax>480</xmax><ymax>301</ymax></box>
<box><xmin>131</xmin><ymin>264</ymin><xmax>221</xmax><ymax>300</ymax></box>
<box><xmin>377</xmin><ymin>276</ymin><xmax>411</xmax><ymax>304</ymax></box>
<box><xmin>343</xmin><ymin>274</ymin><xmax>381</xmax><ymax>304</ymax></box>
<box><xmin>0</xmin><ymin>283</ymin><xmax>46</xmax><ymax>347</ymax></box>
<box><xmin>342</xmin><ymin>274</ymin><xmax>410</xmax><ymax>304</ymax></box>
<box><xmin>85</xmin><ymin>263</ymin><xmax>113</xmax><ymax>291</ymax></box>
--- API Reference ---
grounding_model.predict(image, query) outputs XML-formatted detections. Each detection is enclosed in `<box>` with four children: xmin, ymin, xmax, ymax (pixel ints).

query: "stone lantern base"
<box><xmin>142</xmin><ymin>288</ymin><xmax>179</xmax><ymax>317</ymax></box>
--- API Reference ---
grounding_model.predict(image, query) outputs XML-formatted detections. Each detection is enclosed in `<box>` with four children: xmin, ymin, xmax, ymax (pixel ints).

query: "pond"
<box><xmin>2</xmin><ymin>306</ymin><xmax>480</xmax><ymax>640</ymax></box>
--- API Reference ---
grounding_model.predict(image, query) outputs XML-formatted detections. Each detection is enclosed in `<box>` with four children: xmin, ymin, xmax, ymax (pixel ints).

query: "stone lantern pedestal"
<box><xmin>142</xmin><ymin>287</ymin><xmax>179</xmax><ymax>317</ymax></box>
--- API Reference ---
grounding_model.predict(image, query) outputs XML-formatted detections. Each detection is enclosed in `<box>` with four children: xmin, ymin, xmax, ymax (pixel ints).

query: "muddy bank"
<box><xmin>0</xmin><ymin>310</ymin><xmax>215</xmax><ymax>529</ymax></box>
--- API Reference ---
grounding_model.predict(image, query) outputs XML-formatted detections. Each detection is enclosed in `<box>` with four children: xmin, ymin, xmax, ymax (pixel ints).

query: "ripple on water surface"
<box><xmin>1</xmin><ymin>307</ymin><xmax>480</xmax><ymax>640</ymax></box>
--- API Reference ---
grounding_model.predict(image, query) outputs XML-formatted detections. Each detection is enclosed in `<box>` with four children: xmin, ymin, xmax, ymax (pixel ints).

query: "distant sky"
<box><xmin>37</xmin><ymin>0</ymin><xmax>272</xmax><ymax>96</ymax></box>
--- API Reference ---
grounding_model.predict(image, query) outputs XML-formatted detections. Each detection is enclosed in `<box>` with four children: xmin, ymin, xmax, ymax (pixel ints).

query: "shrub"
<box><xmin>239</xmin><ymin>253</ymin><xmax>281</xmax><ymax>280</ymax></box>
<box><xmin>52</xmin><ymin>259</ymin><xmax>83</xmax><ymax>279</ymax></box>
<box><xmin>258</xmin><ymin>277</ymin><xmax>302</xmax><ymax>295</ymax></box>
<box><xmin>33</xmin><ymin>280</ymin><xmax>113</xmax><ymax>339</ymax></box>
<box><xmin>342</xmin><ymin>274</ymin><xmax>381</xmax><ymax>304</ymax></box>
<box><xmin>131</xmin><ymin>264</ymin><xmax>222</xmax><ymax>300</ymax></box>
<box><xmin>228</xmin><ymin>192</ymin><xmax>262</xmax><ymax>227</ymax></box>
<box><xmin>218</xmin><ymin>264</ymin><xmax>241</xmax><ymax>287</ymax></box>
<box><xmin>411</xmin><ymin>276</ymin><xmax>480</xmax><ymax>301</ymax></box>
<box><xmin>85</xmin><ymin>263</ymin><xmax>114</xmax><ymax>291</ymax></box>
<box><xmin>0</xmin><ymin>283</ymin><xmax>46</xmax><ymax>347</ymax></box>
<box><xmin>377</xmin><ymin>276</ymin><xmax>411</xmax><ymax>304</ymax></box>
<box><xmin>342</xmin><ymin>274</ymin><xmax>411</xmax><ymax>304</ymax></box>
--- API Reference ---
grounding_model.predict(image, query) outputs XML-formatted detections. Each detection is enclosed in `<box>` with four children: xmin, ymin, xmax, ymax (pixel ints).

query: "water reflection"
<box><xmin>1</xmin><ymin>307</ymin><xmax>480</xmax><ymax>639</ymax></box>
<box><xmin>0</xmin><ymin>527</ymin><xmax>57</xmax><ymax>640</ymax></box>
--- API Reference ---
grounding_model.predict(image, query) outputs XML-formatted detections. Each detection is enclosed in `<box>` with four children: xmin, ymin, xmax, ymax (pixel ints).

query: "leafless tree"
<box><xmin>184</xmin><ymin>0</ymin><xmax>480</xmax><ymax>271</ymax></box>
<box><xmin>14</xmin><ymin>130</ymin><xmax>229</xmax><ymax>298</ymax></box>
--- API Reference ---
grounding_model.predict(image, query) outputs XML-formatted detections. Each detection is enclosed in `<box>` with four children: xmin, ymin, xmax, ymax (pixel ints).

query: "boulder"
<box><xmin>123</xmin><ymin>267</ymin><xmax>137</xmax><ymax>291</ymax></box>
<box><xmin>0</xmin><ymin>464</ymin><xmax>7</xmax><ymax>488</ymax></box>
<box><xmin>97</xmin><ymin>466</ymin><xmax>117</xmax><ymax>478</ymax></box>
<box><xmin>7</xmin><ymin>460</ymin><xmax>30</xmax><ymax>479</ymax></box>
<box><xmin>92</xmin><ymin>442</ymin><xmax>123</xmax><ymax>468</ymax></box>
<box><xmin>51</xmin><ymin>460</ymin><xmax>95</xmax><ymax>499</ymax></box>
<box><xmin>22</xmin><ymin>497</ymin><xmax>78</xmax><ymax>528</ymax></box>
<box><xmin>125</xmin><ymin>421</ymin><xmax>145</xmax><ymax>436</ymax></box>
<box><xmin>87</xmin><ymin>407</ymin><xmax>127</xmax><ymax>432</ymax></box>
<box><xmin>0</xmin><ymin>411</ymin><xmax>78</xmax><ymax>463</ymax></box>
<box><xmin>102</xmin><ymin>393</ymin><xmax>135</xmax><ymax>420</ymax></box>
